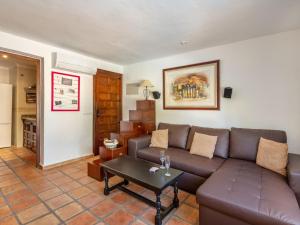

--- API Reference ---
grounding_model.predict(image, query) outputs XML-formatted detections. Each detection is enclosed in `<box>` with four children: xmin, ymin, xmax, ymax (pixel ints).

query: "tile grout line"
<box><xmin>44</xmin><ymin>163</ymin><xmax>111</xmax><ymax>223</ymax></box>
<box><xmin>52</xmin><ymin>167</ymin><xmax>127</xmax><ymax>224</ymax></box>
<box><xmin>53</xmin><ymin>168</ymin><xmax>150</xmax><ymax>224</ymax></box>
<box><xmin>1</xmin><ymin>151</ymin><xmax>134</xmax><ymax>224</ymax></box>
<box><xmin>36</xmin><ymin>168</ymin><xmax>101</xmax><ymax>223</ymax></box>
<box><xmin>0</xmin><ymin>160</ymin><xmax>22</xmax><ymax>224</ymax></box>
<box><xmin>0</xmin><ymin>155</ymin><xmax>65</xmax><ymax>225</ymax></box>
<box><xmin>1</xmin><ymin>150</ymin><xmax>198</xmax><ymax>225</ymax></box>
<box><xmin>0</xmin><ymin>156</ymin><xmax>28</xmax><ymax>225</ymax></box>
<box><xmin>2</xmin><ymin>161</ymin><xmax>98</xmax><ymax>224</ymax></box>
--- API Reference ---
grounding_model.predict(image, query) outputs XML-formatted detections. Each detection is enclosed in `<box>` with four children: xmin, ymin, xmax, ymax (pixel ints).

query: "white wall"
<box><xmin>0</xmin><ymin>67</ymin><xmax>10</xmax><ymax>83</ymax></box>
<box><xmin>124</xmin><ymin>29</ymin><xmax>300</xmax><ymax>154</ymax></box>
<box><xmin>0</xmin><ymin>30</ymin><xmax>123</xmax><ymax>166</ymax></box>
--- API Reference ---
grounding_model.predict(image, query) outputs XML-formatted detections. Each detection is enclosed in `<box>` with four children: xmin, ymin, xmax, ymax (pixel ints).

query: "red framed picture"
<box><xmin>51</xmin><ymin>71</ymin><xmax>80</xmax><ymax>111</ymax></box>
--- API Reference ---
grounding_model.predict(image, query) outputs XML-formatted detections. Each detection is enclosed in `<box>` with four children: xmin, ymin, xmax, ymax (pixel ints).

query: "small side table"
<box><xmin>87</xmin><ymin>145</ymin><xmax>126</xmax><ymax>181</ymax></box>
<box><xmin>100</xmin><ymin>145</ymin><xmax>127</xmax><ymax>161</ymax></box>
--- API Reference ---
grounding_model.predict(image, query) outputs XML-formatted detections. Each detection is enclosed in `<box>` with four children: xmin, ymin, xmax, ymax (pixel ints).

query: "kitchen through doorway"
<box><xmin>0</xmin><ymin>50</ymin><xmax>42</xmax><ymax>167</ymax></box>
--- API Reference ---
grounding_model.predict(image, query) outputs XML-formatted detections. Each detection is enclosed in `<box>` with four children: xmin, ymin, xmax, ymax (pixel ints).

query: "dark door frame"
<box><xmin>0</xmin><ymin>47</ymin><xmax>44</xmax><ymax>168</ymax></box>
<box><xmin>93</xmin><ymin>69</ymin><xmax>123</xmax><ymax>155</ymax></box>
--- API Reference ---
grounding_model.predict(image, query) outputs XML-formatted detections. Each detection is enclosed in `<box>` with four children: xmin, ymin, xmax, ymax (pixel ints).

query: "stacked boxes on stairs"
<box><xmin>88</xmin><ymin>100</ymin><xmax>156</xmax><ymax>181</ymax></box>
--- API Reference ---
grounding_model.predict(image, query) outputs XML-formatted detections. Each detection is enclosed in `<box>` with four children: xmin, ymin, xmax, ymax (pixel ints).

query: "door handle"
<box><xmin>96</xmin><ymin>109</ymin><xmax>101</xmax><ymax>118</ymax></box>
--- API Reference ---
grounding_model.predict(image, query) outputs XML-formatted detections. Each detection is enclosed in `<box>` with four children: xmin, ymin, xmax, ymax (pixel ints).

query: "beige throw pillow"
<box><xmin>150</xmin><ymin>129</ymin><xmax>168</xmax><ymax>149</ymax></box>
<box><xmin>190</xmin><ymin>132</ymin><xmax>218</xmax><ymax>159</ymax></box>
<box><xmin>256</xmin><ymin>137</ymin><xmax>288</xmax><ymax>176</ymax></box>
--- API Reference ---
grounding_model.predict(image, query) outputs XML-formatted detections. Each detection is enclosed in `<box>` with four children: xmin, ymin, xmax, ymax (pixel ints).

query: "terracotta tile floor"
<box><xmin>0</xmin><ymin>148</ymin><xmax>199</xmax><ymax>224</ymax></box>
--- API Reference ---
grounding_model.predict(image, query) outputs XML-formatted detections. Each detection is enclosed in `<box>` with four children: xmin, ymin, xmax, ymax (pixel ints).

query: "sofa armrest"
<box><xmin>287</xmin><ymin>153</ymin><xmax>300</xmax><ymax>204</ymax></box>
<box><xmin>128</xmin><ymin>135</ymin><xmax>151</xmax><ymax>158</ymax></box>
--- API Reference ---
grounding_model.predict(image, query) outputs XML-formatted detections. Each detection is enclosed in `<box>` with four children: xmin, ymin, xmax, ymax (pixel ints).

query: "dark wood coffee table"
<box><xmin>101</xmin><ymin>156</ymin><xmax>184</xmax><ymax>225</ymax></box>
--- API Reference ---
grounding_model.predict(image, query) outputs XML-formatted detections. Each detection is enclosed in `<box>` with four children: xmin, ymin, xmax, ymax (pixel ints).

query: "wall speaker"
<box><xmin>223</xmin><ymin>87</ymin><xmax>232</xmax><ymax>98</ymax></box>
<box><xmin>152</xmin><ymin>91</ymin><xmax>161</xmax><ymax>99</ymax></box>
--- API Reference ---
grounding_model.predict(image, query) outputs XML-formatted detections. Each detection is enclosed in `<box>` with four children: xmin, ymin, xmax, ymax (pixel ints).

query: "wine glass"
<box><xmin>165</xmin><ymin>155</ymin><xmax>171</xmax><ymax>176</ymax></box>
<box><xmin>160</xmin><ymin>151</ymin><xmax>165</xmax><ymax>169</ymax></box>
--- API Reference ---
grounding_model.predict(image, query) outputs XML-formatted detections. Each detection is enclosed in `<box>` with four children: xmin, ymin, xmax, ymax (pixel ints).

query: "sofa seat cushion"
<box><xmin>137</xmin><ymin>147</ymin><xmax>225</xmax><ymax>178</ymax></box>
<box><xmin>197</xmin><ymin>159</ymin><xmax>300</xmax><ymax>225</ymax></box>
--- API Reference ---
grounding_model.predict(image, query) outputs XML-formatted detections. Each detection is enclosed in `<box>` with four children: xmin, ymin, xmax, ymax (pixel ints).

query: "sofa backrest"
<box><xmin>230</xmin><ymin>127</ymin><xmax>287</xmax><ymax>161</ymax></box>
<box><xmin>158</xmin><ymin>123</ymin><xmax>190</xmax><ymax>149</ymax></box>
<box><xmin>186</xmin><ymin>126</ymin><xmax>230</xmax><ymax>158</ymax></box>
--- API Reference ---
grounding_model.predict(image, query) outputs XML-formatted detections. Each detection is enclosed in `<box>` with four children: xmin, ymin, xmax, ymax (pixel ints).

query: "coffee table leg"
<box><xmin>155</xmin><ymin>192</ymin><xmax>162</xmax><ymax>225</ymax></box>
<box><xmin>173</xmin><ymin>181</ymin><xmax>179</xmax><ymax>208</ymax></box>
<box><xmin>104</xmin><ymin>169</ymin><xmax>110</xmax><ymax>196</ymax></box>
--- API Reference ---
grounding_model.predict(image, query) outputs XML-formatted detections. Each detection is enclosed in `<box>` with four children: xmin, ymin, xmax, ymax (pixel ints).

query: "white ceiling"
<box><xmin>0</xmin><ymin>0</ymin><xmax>300</xmax><ymax>65</ymax></box>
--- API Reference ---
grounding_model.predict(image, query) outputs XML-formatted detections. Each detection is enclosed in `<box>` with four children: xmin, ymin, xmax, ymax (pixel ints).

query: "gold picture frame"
<box><xmin>163</xmin><ymin>60</ymin><xmax>220</xmax><ymax>110</ymax></box>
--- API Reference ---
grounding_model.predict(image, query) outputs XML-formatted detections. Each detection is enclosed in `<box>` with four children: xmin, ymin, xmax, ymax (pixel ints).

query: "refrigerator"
<box><xmin>0</xmin><ymin>83</ymin><xmax>12</xmax><ymax>148</ymax></box>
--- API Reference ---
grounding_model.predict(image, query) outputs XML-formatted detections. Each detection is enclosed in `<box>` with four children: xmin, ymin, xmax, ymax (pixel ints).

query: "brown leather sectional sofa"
<box><xmin>128</xmin><ymin>123</ymin><xmax>300</xmax><ymax>225</ymax></box>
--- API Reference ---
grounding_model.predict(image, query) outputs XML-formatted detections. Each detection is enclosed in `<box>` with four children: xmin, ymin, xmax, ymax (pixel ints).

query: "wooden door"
<box><xmin>93</xmin><ymin>69</ymin><xmax>122</xmax><ymax>155</ymax></box>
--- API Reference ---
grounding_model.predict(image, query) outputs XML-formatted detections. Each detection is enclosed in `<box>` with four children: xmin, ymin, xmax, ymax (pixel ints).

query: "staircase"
<box><xmin>111</xmin><ymin>99</ymin><xmax>156</xmax><ymax>147</ymax></box>
<box><xmin>87</xmin><ymin>100</ymin><xmax>156</xmax><ymax>181</ymax></box>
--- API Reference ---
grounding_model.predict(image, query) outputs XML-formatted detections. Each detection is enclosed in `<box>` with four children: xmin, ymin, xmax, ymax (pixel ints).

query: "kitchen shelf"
<box><xmin>22</xmin><ymin>116</ymin><xmax>37</xmax><ymax>152</ymax></box>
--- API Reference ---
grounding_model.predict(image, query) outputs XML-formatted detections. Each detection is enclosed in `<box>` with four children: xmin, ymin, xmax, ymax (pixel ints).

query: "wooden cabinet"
<box><xmin>22</xmin><ymin>117</ymin><xmax>37</xmax><ymax>151</ymax></box>
<box><xmin>99</xmin><ymin>146</ymin><xmax>126</xmax><ymax>161</ymax></box>
<box><xmin>120</xmin><ymin>121</ymin><xmax>144</xmax><ymax>135</ymax></box>
<box><xmin>87</xmin><ymin>158</ymin><xmax>104</xmax><ymax>181</ymax></box>
<box><xmin>88</xmin><ymin>145</ymin><xmax>126</xmax><ymax>181</ymax></box>
<box><xmin>136</xmin><ymin>100</ymin><xmax>155</xmax><ymax>110</ymax></box>
<box><xmin>129</xmin><ymin>100</ymin><xmax>156</xmax><ymax>134</ymax></box>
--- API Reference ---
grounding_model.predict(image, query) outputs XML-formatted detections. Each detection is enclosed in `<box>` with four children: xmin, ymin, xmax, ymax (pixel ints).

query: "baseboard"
<box><xmin>40</xmin><ymin>154</ymin><xmax>94</xmax><ymax>170</ymax></box>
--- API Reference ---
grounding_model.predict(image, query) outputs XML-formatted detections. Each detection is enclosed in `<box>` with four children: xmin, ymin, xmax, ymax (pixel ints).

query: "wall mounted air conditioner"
<box><xmin>53</xmin><ymin>52</ymin><xmax>97</xmax><ymax>75</ymax></box>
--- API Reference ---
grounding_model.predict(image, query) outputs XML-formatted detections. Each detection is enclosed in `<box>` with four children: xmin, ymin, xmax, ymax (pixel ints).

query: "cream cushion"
<box><xmin>150</xmin><ymin>129</ymin><xmax>168</xmax><ymax>149</ymax></box>
<box><xmin>256</xmin><ymin>137</ymin><xmax>288</xmax><ymax>176</ymax></box>
<box><xmin>190</xmin><ymin>132</ymin><xmax>218</xmax><ymax>159</ymax></box>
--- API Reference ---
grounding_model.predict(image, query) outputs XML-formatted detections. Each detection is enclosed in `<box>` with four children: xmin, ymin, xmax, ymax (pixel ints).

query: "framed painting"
<box><xmin>163</xmin><ymin>60</ymin><xmax>220</xmax><ymax>110</ymax></box>
<box><xmin>51</xmin><ymin>71</ymin><xmax>80</xmax><ymax>111</ymax></box>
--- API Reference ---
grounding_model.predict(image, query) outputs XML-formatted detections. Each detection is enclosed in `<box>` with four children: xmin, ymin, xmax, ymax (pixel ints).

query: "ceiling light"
<box><xmin>2</xmin><ymin>54</ymin><xmax>8</xmax><ymax>59</ymax></box>
<box><xmin>180</xmin><ymin>40</ymin><xmax>189</xmax><ymax>46</ymax></box>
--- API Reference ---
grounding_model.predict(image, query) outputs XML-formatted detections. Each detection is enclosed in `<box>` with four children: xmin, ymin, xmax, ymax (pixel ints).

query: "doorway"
<box><xmin>0</xmin><ymin>49</ymin><xmax>43</xmax><ymax>167</ymax></box>
<box><xmin>93</xmin><ymin>69</ymin><xmax>122</xmax><ymax>155</ymax></box>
